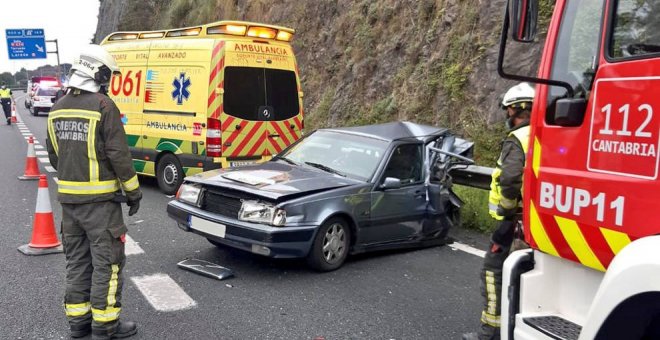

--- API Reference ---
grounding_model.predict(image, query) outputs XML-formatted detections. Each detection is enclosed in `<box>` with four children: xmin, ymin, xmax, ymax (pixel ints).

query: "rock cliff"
<box><xmin>94</xmin><ymin>0</ymin><xmax>554</xmax><ymax>163</ymax></box>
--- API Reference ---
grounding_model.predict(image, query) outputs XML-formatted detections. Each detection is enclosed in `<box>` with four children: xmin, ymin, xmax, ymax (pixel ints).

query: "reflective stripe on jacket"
<box><xmin>46</xmin><ymin>91</ymin><xmax>141</xmax><ymax>204</ymax></box>
<box><xmin>488</xmin><ymin>124</ymin><xmax>530</xmax><ymax>220</ymax></box>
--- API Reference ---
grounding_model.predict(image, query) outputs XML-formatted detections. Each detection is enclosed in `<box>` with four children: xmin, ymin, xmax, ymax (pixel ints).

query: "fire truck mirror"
<box><xmin>509</xmin><ymin>0</ymin><xmax>538</xmax><ymax>43</ymax></box>
<box><xmin>553</xmin><ymin>97</ymin><xmax>587</xmax><ymax>127</ymax></box>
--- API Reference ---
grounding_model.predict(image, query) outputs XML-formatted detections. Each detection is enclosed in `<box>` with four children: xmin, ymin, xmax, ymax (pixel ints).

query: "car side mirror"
<box><xmin>380</xmin><ymin>177</ymin><xmax>402</xmax><ymax>190</ymax></box>
<box><xmin>510</xmin><ymin>0</ymin><xmax>538</xmax><ymax>42</ymax></box>
<box><xmin>554</xmin><ymin>97</ymin><xmax>587</xmax><ymax>127</ymax></box>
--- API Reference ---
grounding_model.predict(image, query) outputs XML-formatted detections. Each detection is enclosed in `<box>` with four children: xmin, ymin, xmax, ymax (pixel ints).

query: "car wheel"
<box><xmin>306</xmin><ymin>217</ymin><xmax>351</xmax><ymax>272</ymax></box>
<box><xmin>30</xmin><ymin>106</ymin><xmax>37</xmax><ymax>116</ymax></box>
<box><xmin>156</xmin><ymin>153</ymin><xmax>184</xmax><ymax>195</ymax></box>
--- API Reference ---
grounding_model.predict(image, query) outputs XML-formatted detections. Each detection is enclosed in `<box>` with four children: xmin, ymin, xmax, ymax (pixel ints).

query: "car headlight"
<box><xmin>239</xmin><ymin>200</ymin><xmax>286</xmax><ymax>226</ymax></box>
<box><xmin>176</xmin><ymin>183</ymin><xmax>202</xmax><ymax>206</ymax></box>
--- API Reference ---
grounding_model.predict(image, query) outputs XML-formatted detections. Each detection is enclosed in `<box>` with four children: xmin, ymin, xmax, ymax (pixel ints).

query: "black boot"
<box><xmin>70</xmin><ymin>323</ymin><xmax>91</xmax><ymax>338</ymax></box>
<box><xmin>92</xmin><ymin>321</ymin><xmax>138</xmax><ymax>340</ymax></box>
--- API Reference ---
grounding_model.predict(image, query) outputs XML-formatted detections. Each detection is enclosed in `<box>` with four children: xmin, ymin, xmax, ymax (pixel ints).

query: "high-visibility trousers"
<box><xmin>61</xmin><ymin>200</ymin><xmax>127</xmax><ymax>333</ymax></box>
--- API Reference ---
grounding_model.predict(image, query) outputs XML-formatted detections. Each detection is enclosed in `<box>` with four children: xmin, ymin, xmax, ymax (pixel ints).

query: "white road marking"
<box><xmin>21</xmin><ymin>132</ymin><xmax>32</xmax><ymax>135</ymax></box>
<box><xmin>45</xmin><ymin>166</ymin><xmax>56</xmax><ymax>173</ymax></box>
<box><xmin>34</xmin><ymin>145</ymin><xmax>44</xmax><ymax>150</ymax></box>
<box><xmin>53</xmin><ymin>177</ymin><xmax>58</xmax><ymax>183</ymax></box>
<box><xmin>124</xmin><ymin>235</ymin><xmax>145</xmax><ymax>256</ymax></box>
<box><xmin>33</xmin><ymin>140</ymin><xmax>40</xmax><ymax>144</ymax></box>
<box><xmin>23</xmin><ymin>136</ymin><xmax>30</xmax><ymax>140</ymax></box>
<box><xmin>38</xmin><ymin>157</ymin><xmax>50</xmax><ymax>163</ymax></box>
<box><xmin>36</xmin><ymin>151</ymin><xmax>48</xmax><ymax>156</ymax></box>
<box><xmin>449</xmin><ymin>242</ymin><xmax>486</xmax><ymax>258</ymax></box>
<box><xmin>131</xmin><ymin>274</ymin><xmax>196</xmax><ymax>312</ymax></box>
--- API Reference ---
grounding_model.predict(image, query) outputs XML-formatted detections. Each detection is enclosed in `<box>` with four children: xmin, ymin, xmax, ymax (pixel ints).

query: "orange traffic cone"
<box><xmin>10</xmin><ymin>102</ymin><xmax>17</xmax><ymax>123</ymax></box>
<box><xmin>18</xmin><ymin>136</ymin><xmax>41</xmax><ymax>180</ymax></box>
<box><xmin>18</xmin><ymin>175</ymin><xmax>63</xmax><ymax>255</ymax></box>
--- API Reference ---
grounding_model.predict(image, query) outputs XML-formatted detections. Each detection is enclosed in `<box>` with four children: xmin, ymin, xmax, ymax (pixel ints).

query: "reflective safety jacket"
<box><xmin>46</xmin><ymin>90</ymin><xmax>141</xmax><ymax>204</ymax></box>
<box><xmin>0</xmin><ymin>88</ymin><xmax>11</xmax><ymax>99</ymax></box>
<box><xmin>488</xmin><ymin>122</ymin><xmax>530</xmax><ymax>220</ymax></box>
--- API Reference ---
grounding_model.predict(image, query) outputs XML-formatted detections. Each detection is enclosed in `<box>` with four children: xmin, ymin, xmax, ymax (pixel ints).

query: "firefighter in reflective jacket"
<box><xmin>46</xmin><ymin>45</ymin><xmax>140</xmax><ymax>340</ymax></box>
<box><xmin>464</xmin><ymin>82</ymin><xmax>533</xmax><ymax>340</ymax></box>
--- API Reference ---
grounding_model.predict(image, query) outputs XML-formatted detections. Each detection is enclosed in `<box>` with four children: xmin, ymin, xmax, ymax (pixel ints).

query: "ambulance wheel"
<box><xmin>157</xmin><ymin>153</ymin><xmax>184</xmax><ymax>195</ymax></box>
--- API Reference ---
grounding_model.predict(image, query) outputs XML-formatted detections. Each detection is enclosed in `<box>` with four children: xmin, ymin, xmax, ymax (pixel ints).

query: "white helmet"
<box><xmin>70</xmin><ymin>44</ymin><xmax>120</xmax><ymax>85</ymax></box>
<box><xmin>501</xmin><ymin>82</ymin><xmax>535</xmax><ymax>110</ymax></box>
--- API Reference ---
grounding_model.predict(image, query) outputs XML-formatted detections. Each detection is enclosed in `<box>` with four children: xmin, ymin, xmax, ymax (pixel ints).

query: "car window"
<box><xmin>37</xmin><ymin>87</ymin><xmax>59</xmax><ymax>96</ymax></box>
<box><xmin>382</xmin><ymin>144</ymin><xmax>423</xmax><ymax>185</ymax></box>
<box><xmin>280</xmin><ymin>130</ymin><xmax>388</xmax><ymax>181</ymax></box>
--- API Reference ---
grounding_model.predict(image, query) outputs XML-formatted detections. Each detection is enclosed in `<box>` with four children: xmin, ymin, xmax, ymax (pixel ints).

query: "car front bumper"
<box><xmin>167</xmin><ymin>200</ymin><xmax>317</xmax><ymax>258</ymax></box>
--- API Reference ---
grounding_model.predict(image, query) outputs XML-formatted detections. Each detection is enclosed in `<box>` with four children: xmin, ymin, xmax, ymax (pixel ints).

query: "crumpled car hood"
<box><xmin>185</xmin><ymin>161</ymin><xmax>361</xmax><ymax>200</ymax></box>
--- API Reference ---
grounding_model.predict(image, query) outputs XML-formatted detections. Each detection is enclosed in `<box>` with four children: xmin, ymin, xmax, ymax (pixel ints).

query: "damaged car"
<box><xmin>167</xmin><ymin>121</ymin><xmax>474</xmax><ymax>271</ymax></box>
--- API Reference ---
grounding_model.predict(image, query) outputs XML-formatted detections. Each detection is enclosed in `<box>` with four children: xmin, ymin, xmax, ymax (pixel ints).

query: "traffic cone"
<box><xmin>18</xmin><ymin>136</ymin><xmax>41</xmax><ymax>180</ymax></box>
<box><xmin>18</xmin><ymin>175</ymin><xmax>63</xmax><ymax>255</ymax></box>
<box><xmin>10</xmin><ymin>102</ymin><xmax>17</xmax><ymax>123</ymax></box>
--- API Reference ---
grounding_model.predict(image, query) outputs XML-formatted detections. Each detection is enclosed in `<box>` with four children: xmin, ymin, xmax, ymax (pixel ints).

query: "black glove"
<box><xmin>127</xmin><ymin>199</ymin><xmax>140</xmax><ymax>216</ymax></box>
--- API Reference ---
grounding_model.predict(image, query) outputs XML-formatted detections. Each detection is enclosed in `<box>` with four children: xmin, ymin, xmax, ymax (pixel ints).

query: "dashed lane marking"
<box><xmin>131</xmin><ymin>274</ymin><xmax>197</xmax><ymax>312</ymax></box>
<box><xmin>34</xmin><ymin>145</ymin><xmax>44</xmax><ymax>149</ymax></box>
<box><xmin>38</xmin><ymin>157</ymin><xmax>50</xmax><ymax>163</ymax></box>
<box><xmin>36</xmin><ymin>151</ymin><xmax>48</xmax><ymax>156</ymax></box>
<box><xmin>45</xmin><ymin>166</ymin><xmax>56</xmax><ymax>173</ymax></box>
<box><xmin>449</xmin><ymin>242</ymin><xmax>486</xmax><ymax>258</ymax></box>
<box><xmin>125</xmin><ymin>235</ymin><xmax>145</xmax><ymax>256</ymax></box>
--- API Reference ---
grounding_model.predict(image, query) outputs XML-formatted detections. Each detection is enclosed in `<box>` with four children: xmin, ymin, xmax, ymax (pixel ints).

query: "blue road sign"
<box><xmin>6</xmin><ymin>28</ymin><xmax>47</xmax><ymax>59</ymax></box>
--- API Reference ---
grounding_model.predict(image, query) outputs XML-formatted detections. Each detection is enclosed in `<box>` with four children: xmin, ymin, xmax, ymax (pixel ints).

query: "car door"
<box><xmin>366</xmin><ymin>143</ymin><xmax>427</xmax><ymax>244</ymax></box>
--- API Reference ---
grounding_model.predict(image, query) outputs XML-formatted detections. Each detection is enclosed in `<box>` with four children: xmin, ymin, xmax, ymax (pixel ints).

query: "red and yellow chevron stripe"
<box><xmin>527</xmin><ymin>137</ymin><xmax>635</xmax><ymax>272</ymax></box>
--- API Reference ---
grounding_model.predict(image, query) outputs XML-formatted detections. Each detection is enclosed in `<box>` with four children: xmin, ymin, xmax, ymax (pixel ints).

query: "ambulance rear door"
<box><xmin>222</xmin><ymin>40</ymin><xmax>302</xmax><ymax>162</ymax></box>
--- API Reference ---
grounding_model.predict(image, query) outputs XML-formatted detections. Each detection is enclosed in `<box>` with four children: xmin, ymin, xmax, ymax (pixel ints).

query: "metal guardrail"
<box><xmin>450</xmin><ymin>165</ymin><xmax>494</xmax><ymax>191</ymax></box>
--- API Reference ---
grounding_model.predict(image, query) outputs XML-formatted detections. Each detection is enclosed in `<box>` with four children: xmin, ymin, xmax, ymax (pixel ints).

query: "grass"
<box><xmin>453</xmin><ymin>185</ymin><xmax>497</xmax><ymax>233</ymax></box>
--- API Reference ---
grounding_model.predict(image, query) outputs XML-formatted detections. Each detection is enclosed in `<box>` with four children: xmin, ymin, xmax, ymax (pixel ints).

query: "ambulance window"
<box><xmin>546</xmin><ymin>0</ymin><xmax>604</xmax><ymax>125</ymax></box>
<box><xmin>224</xmin><ymin>67</ymin><xmax>299</xmax><ymax>121</ymax></box>
<box><xmin>609</xmin><ymin>0</ymin><xmax>660</xmax><ymax>59</ymax></box>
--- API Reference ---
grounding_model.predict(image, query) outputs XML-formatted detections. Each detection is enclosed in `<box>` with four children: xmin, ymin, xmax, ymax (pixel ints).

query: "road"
<box><xmin>0</xmin><ymin>91</ymin><xmax>490</xmax><ymax>339</ymax></box>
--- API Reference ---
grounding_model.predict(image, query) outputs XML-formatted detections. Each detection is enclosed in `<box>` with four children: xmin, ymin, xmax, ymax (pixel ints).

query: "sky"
<box><xmin>0</xmin><ymin>0</ymin><xmax>100</xmax><ymax>74</ymax></box>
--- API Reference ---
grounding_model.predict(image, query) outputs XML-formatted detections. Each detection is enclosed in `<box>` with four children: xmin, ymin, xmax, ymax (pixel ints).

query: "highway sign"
<box><xmin>5</xmin><ymin>29</ymin><xmax>47</xmax><ymax>59</ymax></box>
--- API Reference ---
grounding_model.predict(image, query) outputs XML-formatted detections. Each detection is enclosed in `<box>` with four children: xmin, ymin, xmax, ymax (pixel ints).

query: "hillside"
<box><xmin>94</xmin><ymin>0</ymin><xmax>553</xmax><ymax>165</ymax></box>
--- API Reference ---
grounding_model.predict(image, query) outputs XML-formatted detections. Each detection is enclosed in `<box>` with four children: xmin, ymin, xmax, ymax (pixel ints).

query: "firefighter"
<box><xmin>0</xmin><ymin>82</ymin><xmax>13</xmax><ymax>125</ymax></box>
<box><xmin>46</xmin><ymin>45</ymin><xmax>141</xmax><ymax>340</ymax></box>
<box><xmin>463</xmin><ymin>82</ymin><xmax>533</xmax><ymax>340</ymax></box>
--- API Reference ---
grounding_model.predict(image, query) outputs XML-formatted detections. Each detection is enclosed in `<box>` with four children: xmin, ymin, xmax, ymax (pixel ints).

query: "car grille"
<box><xmin>202</xmin><ymin>188</ymin><xmax>269</xmax><ymax>219</ymax></box>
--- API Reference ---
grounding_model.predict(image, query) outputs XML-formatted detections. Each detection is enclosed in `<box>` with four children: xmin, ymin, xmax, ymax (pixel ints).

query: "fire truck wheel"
<box><xmin>156</xmin><ymin>153</ymin><xmax>184</xmax><ymax>195</ymax></box>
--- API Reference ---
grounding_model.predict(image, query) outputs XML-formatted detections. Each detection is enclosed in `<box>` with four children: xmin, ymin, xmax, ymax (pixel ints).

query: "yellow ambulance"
<box><xmin>100</xmin><ymin>21</ymin><xmax>304</xmax><ymax>194</ymax></box>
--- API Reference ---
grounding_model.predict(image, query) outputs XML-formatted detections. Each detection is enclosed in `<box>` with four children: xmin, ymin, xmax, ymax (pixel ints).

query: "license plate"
<box><xmin>230</xmin><ymin>160</ymin><xmax>257</xmax><ymax>167</ymax></box>
<box><xmin>189</xmin><ymin>215</ymin><xmax>226</xmax><ymax>238</ymax></box>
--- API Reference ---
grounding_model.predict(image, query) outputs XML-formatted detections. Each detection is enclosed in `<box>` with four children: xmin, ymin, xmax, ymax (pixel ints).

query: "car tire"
<box><xmin>30</xmin><ymin>106</ymin><xmax>37</xmax><ymax>116</ymax></box>
<box><xmin>156</xmin><ymin>153</ymin><xmax>184</xmax><ymax>195</ymax></box>
<box><xmin>306</xmin><ymin>217</ymin><xmax>351</xmax><ymax>272</ymax></box>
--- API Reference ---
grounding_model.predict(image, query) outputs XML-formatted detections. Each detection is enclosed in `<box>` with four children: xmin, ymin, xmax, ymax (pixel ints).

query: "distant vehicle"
<box><xmin>101</xmin><ymin>20</ymin><xmax>304</xmax><ymax>195</ymax></box>
<box><xmin>167</xmin><ymin>121</ymin><xmax>474</xmax><ymax>271</ymax></box>
<box><xmin>28</xmin><ymin>84</ymin><xmax>61</xmax><ymax>116</ymax></box>
<box><xmin>25</xmin><ymin>77</ymin><xmax>60</xmax><ymax>109</ymax></box>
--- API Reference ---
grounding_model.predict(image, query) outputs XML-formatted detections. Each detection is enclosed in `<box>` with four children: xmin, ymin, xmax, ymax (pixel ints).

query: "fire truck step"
<box><xmin>522</xmin><ymin>315</ymin><xmax>582</xmax><ymax>340</ymax></box>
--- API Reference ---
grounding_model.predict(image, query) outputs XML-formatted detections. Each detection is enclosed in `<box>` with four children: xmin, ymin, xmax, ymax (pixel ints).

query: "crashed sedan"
<box><xmin>167</xmin><ymin>121</ymin><xmax>473</xmax><ymax>271</ymax></box>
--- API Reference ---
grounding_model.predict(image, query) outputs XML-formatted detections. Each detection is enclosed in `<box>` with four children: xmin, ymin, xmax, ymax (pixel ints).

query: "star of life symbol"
<box><xmin>172</xmin><ymin>72</ymin><xmax>191</xmax><ymax>105</ymax></box>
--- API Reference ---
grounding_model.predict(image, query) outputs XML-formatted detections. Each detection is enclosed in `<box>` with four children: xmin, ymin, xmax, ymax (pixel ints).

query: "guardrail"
<box><xmin>449</xmin><ymin>165</ymin><xmax>494</xmax><ymax>191</ymax></box>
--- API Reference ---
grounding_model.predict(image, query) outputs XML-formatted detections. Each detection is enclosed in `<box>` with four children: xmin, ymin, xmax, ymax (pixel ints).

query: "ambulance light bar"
<box><xmin>166</xmin><ymin>27</ymin><xmax>201</xmax><ymax>37</ymax></box>
<box><xmin>207</xmin><ymin>24</ymin><xmax>294</xmax><ymax>42</ymax></box>
<box><xmin>140</xmin><ymin>32</ymin><xmax>165</xmax><ymax>39</ymax></box>
<box><xmin>108</xmin><ymin>33</ymin><xmax>138</xmax><ymax>41</ymax></box>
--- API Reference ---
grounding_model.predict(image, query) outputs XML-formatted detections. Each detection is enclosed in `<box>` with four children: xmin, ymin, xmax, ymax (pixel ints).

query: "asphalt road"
<box><xmin>0</xmin><ymin>91</ymin><xmax>490</xmax><ymax>340</ymax></box>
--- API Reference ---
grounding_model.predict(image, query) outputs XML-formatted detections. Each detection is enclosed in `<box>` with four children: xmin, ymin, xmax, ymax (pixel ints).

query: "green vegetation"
<box><xmin>454</xmin><ymin>185</ymin><xmax>497</xmax><ymax>233</ymax></box>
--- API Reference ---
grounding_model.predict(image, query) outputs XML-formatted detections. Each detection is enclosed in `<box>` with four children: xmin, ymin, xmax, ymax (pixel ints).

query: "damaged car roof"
<box><xmin>325</xmin><ymin>121</ymin><xmax>449</xmax><ymax>143</ymax></box>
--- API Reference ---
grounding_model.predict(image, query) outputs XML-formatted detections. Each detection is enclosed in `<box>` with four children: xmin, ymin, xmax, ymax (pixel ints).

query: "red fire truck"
<box><xmin>498</xmin><ymin>0</ymin><xmax>660</xmax><ymax>339</ymax></box>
